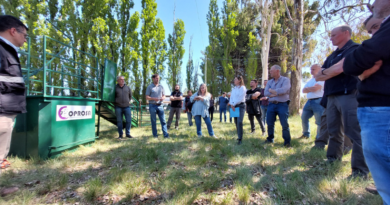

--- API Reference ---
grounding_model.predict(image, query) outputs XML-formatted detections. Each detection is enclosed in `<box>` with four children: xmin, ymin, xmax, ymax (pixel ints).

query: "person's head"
<box><xmin>210</xmin><ymin>94</ymin><xmax>213</xmax><ymax>98</ymax></box>
<box><xmin>152</xmin><ymin>74</ymin><xmax>160</xmax><ymax>84</ymax></box>
<box><xmin>263</xmin><ymin>80</ymin><xmax>268</xmax><ymax>87</ymax></box>
<box><xmin>364</xmin><ymin>15</ymin><xmax>383</xmax><ymax>35</ymax></box>
<box><xmin>222</xmin><ymin>92</ymin><xmax>226</xmax><ymax>97</ymax></box>
<box><xmin>250</xmin><ymin>79</ymin><xmax>258</xmax><ymax>88</ymax></box>
<box><xmin>310</xmin><ymin>64</ymin><xmax>321</xmax><ymax>76</ymax></box>
<box><xmin>187</xmin><ymin>90</ymin><xmax>193</xmax><ymax>96</ymax></box>
<box><xmin>330</xmin><ymin>25</ymin><xmax>352</xmax><ymax>47</ymax></box>
<box><xmin>0</xmin><ymin>15</ymin><xmax>29</xmax><ymax>47</ymax></box>
<box><xmin>270</xmin><ymin>65</ymin><xmax>282</xmax><ymax>79</ymax></box>
<box><xmin>227</xmin><ymin>92</ymin><xmax>231</xmax><ymax>97</ymax></box>
<box><xmin>174</xmin><ymin>84</ymin><xmax>180</xmax><ymax>91</ymax></box>
<box><xmin>117</xmin><ymin>76</ymin><xmax>125</xmax><ymax>86</ymax></box>
<box><xmin>234</xmin><ymin>76</ymin><xmax>245</xmax><ymax>87</ymax></box>
<box><xmin>372</xmin><ymin>0</ymin><xmax>390</xmax><ymax>19</ymax></box>
<box><xmin>198</xmin><ymin>83</ymin><xmax>208</xmax><ymax>95</ymax></box>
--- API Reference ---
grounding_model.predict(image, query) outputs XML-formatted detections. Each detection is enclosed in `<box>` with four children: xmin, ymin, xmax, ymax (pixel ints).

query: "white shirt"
<box><xmin>229</xmin><ymin>85</ymin><xmax>247</xmax><ymax>106</ymax></box>
<box><xmin>303</xmin><ymin>77</ymin><xmax>324</xmax><ymax>99</ymax></box>
<box><xmin>0</xmin><ymin>36</ymin><xmax>19</xmax><ymax>52</ymax></box>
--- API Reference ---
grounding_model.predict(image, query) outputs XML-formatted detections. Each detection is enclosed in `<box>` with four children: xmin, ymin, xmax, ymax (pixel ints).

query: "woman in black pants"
<box><xmin>208</xmin><ymin>94</ymin><xmax>215</xmax><ymax>122</ymax></box>
<box><xmin>229</xmin><ymin>76</ymin><xmax>247</xmax><ymax>145</ymax></box>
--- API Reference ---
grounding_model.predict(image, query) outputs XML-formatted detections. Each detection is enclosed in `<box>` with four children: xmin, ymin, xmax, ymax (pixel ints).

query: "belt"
<box><xmin>150</xmin><ymin>103</ymin><xmax>162</xmax><ymax>106</ymax></box>
<box><xmin>270</xmin><ymin>101</ymin><xmax>288</xmax><ymax>104</ymax></box>
<box><xmin>234</xmin><ymin>102</ymin><xmax>245</xmax><ymax>107</ymax></box>
<box><xmin>309</xmin><ymin>97</ymin><xmax>321</xmax><ymax>100</ymax></box>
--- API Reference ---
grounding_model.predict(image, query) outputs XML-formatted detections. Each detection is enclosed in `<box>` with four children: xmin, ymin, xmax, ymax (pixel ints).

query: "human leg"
<box><xmin>123</xmin><ymin>106</ymin><xmax>132</xmax><ymax>136</ymax></box>
<box><xmin>115</xmin><ymin>106</ymin><xmax>124</xmax><ymax>137</ymax></box>
<box><xmin>277</xmin><ymin>102</ymin><xmax>291</xmax><ymax>145</ymax></box>
<box><xmin>301</xmin><ymin>101</ymin><xmax>314</xmax><ymax>138</ymax></box>
<box><xmin>266</xmin><ymin>103</ymin><xmax>277</xmax><ymax>143</ymax></box>
<box><xmin>149</xmin><ymin>105</ymin><xmax>158</xmax><ymax>137</ymax></box>
<box><xmin>156</xmin><ymin>105</ymin><xmax>169</xmax><ymax>138</ymax></box>
<box><xmin>194</xmin><ymin>115</ymin><xmax>202</xmax><ymax>136</ymax></box>
<box><xmin>203</xmin><ymin>116</ymin><xmax>215</xmax><ymax>136</ymax></box>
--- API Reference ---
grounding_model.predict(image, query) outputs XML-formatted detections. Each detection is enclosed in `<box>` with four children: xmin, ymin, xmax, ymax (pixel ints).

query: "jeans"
<box><xmin>260</xmin><ymin>105</ymin><xmax>268</xmax><ymax>125</ymax></box>
<box><xmin>187</xmin><ymin>112</ymin><xmax>193</xmax><ymax>126</ymax></box>
<box><xmin>248</xmin><ymin>114</ymin><xmax>265</xmax><ymax>133</ymax></box>
<box><xmin>209</xmin><ymin>107</ymin><xmax>214</xmax><ymax>122</ymax></box>
<box><xmin>149</xmin><ymin>104</ymin><xmax>169</xmax><ymax>138</ymax></box>
<box><xmin>233</xmin><ymin>103</ymin><xmax>246</xmax><ymax>140</ymax></box>
<box><xmin>358</xmin><ymin>107</ymin><xmax>390</xmax><ymax>205</ymax></box>
<box><xmin>220</xmin><ymin>108</ymin><xmax>227</xmax><ymax>122</ymax></box>
<box><xmin>301</xmin><ymin>98</ymin><xmax>324</xmax><ymax>138</ymax></box>
<box><xmin>115</xmin><ymin>106</ymin><xmax>132</xmax><ymax>136</ymax></box>
<box><xmin>167</xmin><ymin>107</ymin><xmax>181</xmax><ymax>129</ymax></box>
<box><xmin>194</xmin><ymin>115</ymin><xmax>214</xmax><ymax>136</ymax></box>
<box><xmin>266</xmin><ymin>102</ymin><xmax>291</xmax><ymax>145</ymax></box>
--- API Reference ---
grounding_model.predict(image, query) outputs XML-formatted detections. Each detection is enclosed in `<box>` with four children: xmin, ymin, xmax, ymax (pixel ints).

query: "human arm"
<box><xmin>302</xmin><ymin>83</ymin><xmax>322</xmax><ymax>93</ymax></box>
<box><xmin>358</xmin><ymin>60</ymin><xmax>383</xmax><ymax>81</ymax></box>
<box><xmin>314</xmin><ymin>59</ymin><xmax>345</xmax><ymax>81</ymax></box>
<box><xmin>271</xmin><ymin>77</ymin><xmax>291</xmax><ymax>96</ymax></box>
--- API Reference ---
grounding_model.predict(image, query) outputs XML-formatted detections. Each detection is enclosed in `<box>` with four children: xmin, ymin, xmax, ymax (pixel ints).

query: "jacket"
<box><xmin>246</xmin><ymin>87</ymin><xmax>262</xmax><ymax>115</ymax></box>
<box><xmin>115</xmin><ymin>84</ymin><xmax>132</xmax><ymax>108</ymax></box>
<box><xmin>0</xmin><ymin>39</ymin><xmax>26</xmax><ymax>114</ymax></box>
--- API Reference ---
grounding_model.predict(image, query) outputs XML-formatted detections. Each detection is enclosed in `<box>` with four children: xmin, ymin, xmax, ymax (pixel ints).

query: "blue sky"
<box><xmin>133</xmin><ymin>0</ymin><xmax>223</xmax><ymax>93</ymax></box>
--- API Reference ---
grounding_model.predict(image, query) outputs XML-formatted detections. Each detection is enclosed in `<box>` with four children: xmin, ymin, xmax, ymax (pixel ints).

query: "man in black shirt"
<box><xmin>167</xmin><ymin>84</ymin><xmax>183</xmax><ymax>130</ymax></box>
<box><xmin>245</xmin><ymin>79</ymin><xmax>266</xmax><ymax>135</ymax></box>
<box><xmin>314</xmin><ymin>25</ymin><xmax>369</xmax><ymax>179</ymax></box>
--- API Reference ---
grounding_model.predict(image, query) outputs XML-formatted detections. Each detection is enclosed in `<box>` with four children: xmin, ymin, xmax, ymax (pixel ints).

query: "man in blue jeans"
<box><xmin>146</xmin><ymin>74</ymin><xmax>169</xmax><ymax>138</ymax></box>
<box><xmin>300</xmin><ymin>64</ymin><xmax>324</xmax><ymax>139</ymax></box>
<box><xmin>114</xmin><ymin>76</ymin><xmax>133</xmax><ymax>139</ymax></box>
<box><xmin>184</xmin><ymin>90</ymin><xmax>193</xmax><ymax>126</ymax></box>
<box><xmin>343</xmin><ymin>2</ymin><xmax>390</xmax><ymax>202</ymax></box>
<box><xmin>219</xmin><ymin>92</ymin><xmax>229</xmax><ymax>122</ymax></box>
<box><xmin>264</xmin><ymin>65</ymin><xmax>291</xmax><ymax>147</ymax></box>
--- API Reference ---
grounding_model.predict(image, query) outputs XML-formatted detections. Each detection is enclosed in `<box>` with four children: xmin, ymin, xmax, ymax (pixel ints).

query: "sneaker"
<box><xmin>211</xmin><ymin>135</ymin><xmax>218</xmax><ymax>139</ymax></box>
<box><xmin>237</xmin><ymin>140</ymin><xmax>242</xmax><ymax>145</ymax></box>
<box><xmin>347</xmin><ymin>170</ymin><xmax>368</xmax><ymax>180</ymax></box>
<box><xmin>311</xmin><ymin>145</ymin><xmax>325</xmax><ymax>150</ymax></box>
<box><xmin>0</xmin><ymin>187</ymin><xmax>18</xmax><ymax>197</ymax></box>
<box><xmin>298</xmin><ymin>135</ymin><xmax>309</xmax><ymax>139</ymax></box>
<box><xmin>118</xmin><ymin>136</ymin><xmax>123</xmax><ymax>140</ymax></box>
<box><xmin>126</xmin><ymin>135</ymin><xmax>133</xmax><ymax>139</ymax></box>
<box><xmin>175</xmin><ymin>127</ymin><xmax>179</xmax><ymax>130</ymax></box>
<box><xmin>262</xmin><ymin>132</ymin><xmax>266</xmax><ymax>136</ymax></box>
<box><xmin>264</xmin><ymin>140</ymin><xmax>273</xmax><ymax>144</ymax></box>
<box><xmin>250</xmin><ymin>130</ymin><xmax>255</xmax><ymax>134</ymax></box>
<box><xmin>326</xmin><ymin>157</ymin><xmax>340</xmax><ymax>164</ymax></box>
<box><xmin>365</xmin><ymin>185</ymin><xmax>379</xmax><ymax>195</ymax></box>
<box><xmin>198</xmin><ymin>135</ymin><xmax>202</xmax><ymax>138</ymax></box>
<box><xmin>284</xmin><ymin>143</ymin><xmax>291</xmax><ymax>148</ymax></box>
<box><xmin>164</xmin><ymin>136</ymin><xmax>170</xmax><ymax>139</ymax></box>
<box><xmin>153</xmin><ymin>136</ymin><xmax>158</xmax><ymax>138</ymax></box>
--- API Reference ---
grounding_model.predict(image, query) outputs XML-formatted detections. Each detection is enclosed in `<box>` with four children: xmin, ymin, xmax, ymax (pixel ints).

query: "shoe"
<box><xmin>262</xmin><ymin>132</ymin><xmax>266</xmax><ymax>136</ymax></box>
<box><xmin>365</xmin><ymin>185</ymin><xmax>379</xmax><ymax>195</ymax></box>
<box><xmin>0</xmin><ymin>187</ymin><xmax>18</xmax><ymax>197</ymax></box>
<box><xmin>164</xmin><ymin>136</ymin><xmax>170</xmax><ymax>139</ymax></box>
<box><xmin>343</xmin><ymin>146</ymin><xmax>352</xmax><ymax>155</ymax></box>
<box><xmin>250</xmin><ymin>130</ymin><xmax>255</xmax><ymax>134</ymax></box>
<box><xmin>264</xmin><ymin>140</ymin><xmax>273</xmax><ymax>144</ymax></box>
<box><xmin>153</xmin><ymin>136</ymin><xmax>158</xmax><ymax>138</ymax></box>
<box><xmin>175</xmin><ymin>127</ymin><xmax>179</xmax><ymax>130</ymax></box>
<box><xmin>284</xmin><ymin>143</ymin><xmax>291</xmax><ymax>148</ymax></box>
<box><xmin>126</xmin><ymin>135</ymin><xmax>133</xmax><ymax>139</ymax></box>
<box><xmin>118</xmin><ymin>136</ymin><xmax>123</xmax><ymax>140</ymax></box>
<box><xmin>298</xmin><ymin>135</ymin><xmax>309</xmax><ymax>139</ymax></box>
<box><xmin>326</xmin><ymin>157</ymin><xmax>340</xmax><ymax>164</ymax></box>
<box><xmin>211</xmin><ymin>135</ymin><xmax>218</xmax><ymax>139</ymax></box>
<box><xmin>0</xmin><ymin>161</ymin><xmax>10</xmax><ymax>169</ymax></box>
<box><xmin>237</xmin><ymin>140</ymin><xmax>242</xmax><ymax>145</ymax></box>
<box><xmin>311</xmin><ymin>145</ymin><xmax>325</xmax><ymax>150</ymax></box>
<box><xmin>198</xmin><ymin>135</ymin><xmax>202</xmax><ymax>138</ymax></box>
<box><xmin>347</xmin><ymin>170</ymin><xmax>368</xmax><ymax>180</ymax></box>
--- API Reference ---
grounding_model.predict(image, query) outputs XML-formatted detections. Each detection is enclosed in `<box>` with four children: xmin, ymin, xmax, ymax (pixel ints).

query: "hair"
<box><xmin>271</xmin><ymin>65</ymin><xmax>282</xmax><ymax>71</ymax></box>
<box><xmin>364</xmin><ymin>15</ymin><xmax>374</xmax><ymax>27</ymax></box>
<box><xmin>117</xmin><ymin>76</ymin><xmax>125</xmax><ymax>80</ymax></box>
<box><xmin>222</xmin><ymin>92</ymin><xmax>226</xmax><ymax>94</ymax></box>
<box><xmin>235</xmin><ymin>76</ymin><xmax>245</xmax><ymax>87</ymax></box>
<box><xmin>175</xmin><ymin>84</ymin><xmax>180</xmax><ymax>88</ymax></box>
<box><xmin>251</xmin><ymin>79</ymin><xmax>258</xmax><ymax>84</ymax></box>
<box><xmin>197</xmin><ymin>83</ymin><xmax>210</xmax><ymax>96</ymax></box>
<box><xmin>152</xmin><ymin>74</ymin><xmax>159</xmax><ymax>78</ymax></box>
<box><xmin>0</xmin><ymin>15</ymin><xmax>28</xmax><ymax>32</ymax></box>
<box><xmin>187</xmin><ymin>90</ymin><xmax>192</xmax><ymax>93</ymax></box>
<box><xmin>264</xmin><ymin>79</ymin><xmax>268</xmax><ymax>82</ymax></box>
<box><xmin>335</xmin><ymin>24</ymin><xmax>352</xmax><ymax>36</ymax></box>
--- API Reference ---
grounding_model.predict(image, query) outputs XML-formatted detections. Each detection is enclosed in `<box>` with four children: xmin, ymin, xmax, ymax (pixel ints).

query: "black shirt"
<box><xmin>246</xmin><ymin>87</ymin><xmax>262</xmax><ymax>115</ymax></box>
<box><xmin>323</xmin><ymin>40</ymin><xmax>360</xmax><ymax>97</ymax></box>
<box><xmin>170</xmin><ymin>91</ymin><xmax>183</xmax><ymax>108</ymax></box>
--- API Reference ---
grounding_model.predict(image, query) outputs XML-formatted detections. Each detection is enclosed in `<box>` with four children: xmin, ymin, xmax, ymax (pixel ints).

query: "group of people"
<box><xmin>1</xmin><ymin>1</ymin><xmax>390</xmax><ymax>202</ymax></box>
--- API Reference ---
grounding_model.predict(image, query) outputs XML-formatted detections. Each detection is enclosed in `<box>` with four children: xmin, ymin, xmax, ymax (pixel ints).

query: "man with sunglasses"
<box><xmin>0</xmin><ymin>15</ymin><xmax>28</xmax><ymax>171</ymax></box>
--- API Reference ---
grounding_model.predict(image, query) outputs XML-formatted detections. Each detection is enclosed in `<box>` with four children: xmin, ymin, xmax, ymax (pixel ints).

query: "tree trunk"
<box><xmin>289</xmin><ymin>0</ymin><xmax>303</xmax><ymax>115</ymax></box>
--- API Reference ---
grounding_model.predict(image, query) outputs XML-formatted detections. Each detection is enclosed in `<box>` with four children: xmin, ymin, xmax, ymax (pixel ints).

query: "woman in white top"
<box><xmin>190</xmin><ymin>84</ymin><xmax>217</xmax><ymax>138</ymax></box>
<box><xmin>229</xmin><ymin>76</ymin><xmax>247</xmax><ymax>144</ymax></box>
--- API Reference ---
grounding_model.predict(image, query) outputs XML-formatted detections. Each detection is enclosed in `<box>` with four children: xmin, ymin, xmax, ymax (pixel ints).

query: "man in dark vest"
<box><xmin>115</xmin><ymin>76</ymin><xmax>133</xmax><ymax>139</ymax></box>
<box><xmin>245</xmin><ymin>79</ymin><xmax>266</xmax><ymax>136</ymax></box>
<box><xmin>167</xmin><ymin>84</ymin><xmax>183</xmax><ymax>130</ymax></box>
<box><xmin>0</xmin><ymin>15</ymin><xmax>28</xmax><ymax>170</ymax></box>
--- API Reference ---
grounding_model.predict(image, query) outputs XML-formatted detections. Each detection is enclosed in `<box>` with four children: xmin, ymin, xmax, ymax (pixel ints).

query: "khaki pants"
<box><xmin>0</xmin><ymin>114</ymin><xmax>16</xmax><ymax>160</ymax></box>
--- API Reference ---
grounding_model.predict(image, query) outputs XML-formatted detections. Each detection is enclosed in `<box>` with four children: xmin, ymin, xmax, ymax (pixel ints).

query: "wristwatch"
<box><xmin>321</xmin><ymin>68</ymin><xmax>326</xmax><ymax>75</ymax></box>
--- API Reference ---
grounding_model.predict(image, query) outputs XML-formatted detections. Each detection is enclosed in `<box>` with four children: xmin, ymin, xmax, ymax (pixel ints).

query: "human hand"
<box><xmin>260</xmin><ymin>97</ymin><xmax>267</xmax><ymax>101</ymax></box>
<box><xmin>231</xmin><ymin>105</ymin><xmax>235</xmax><ymax>112</ymax></box>
<box><xmin>269</xmin><ymin>88</ymin><xmax>277</xmax><ymax>94</ymax></box>
<box><xmin>358</xmin><ymin>60</ymin><xmax>382</xmax><ymax>81</ymax></box>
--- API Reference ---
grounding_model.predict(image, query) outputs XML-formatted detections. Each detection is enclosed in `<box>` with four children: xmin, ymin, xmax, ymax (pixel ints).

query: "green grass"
<box><xmin>0</xmin><ymin>113</ymin><xmax>383</xmax><ymax>204</ymax></box>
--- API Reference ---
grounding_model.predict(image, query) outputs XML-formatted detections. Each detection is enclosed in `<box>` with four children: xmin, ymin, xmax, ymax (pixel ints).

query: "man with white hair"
<box><xmin>115</xmin><ymin>76</ymin><xmax>133</xmax><ymax>139</ymax></box>
<box><xmin>300</xmin><ymin>64</ymin><xmax>324</xmax><ymax>139</ymax></box>
<box><xmin>264</xmin><ymin>65</ymin><xmax>292</xmax><ymax>147</ymax></box>
<box><xmin>314</xmin><ymin>24</ymin><xmax>369</xmax><ymax>179</ymax></box>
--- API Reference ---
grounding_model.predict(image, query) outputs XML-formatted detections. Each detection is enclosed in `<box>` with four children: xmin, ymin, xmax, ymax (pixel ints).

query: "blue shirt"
<box><xmin>264</xmin><ymin>76</ymin><xmax>291</xmax><ymax>102</ymax></box>
<box><xmin>219</xmin><ymin>96</ymin><xmax>229</xmax><ymax>109</ymax></box>
<box><xmin>190</xmin><ymin>93</ymin><xmax>210</xmax><ymax>118</ymax></box>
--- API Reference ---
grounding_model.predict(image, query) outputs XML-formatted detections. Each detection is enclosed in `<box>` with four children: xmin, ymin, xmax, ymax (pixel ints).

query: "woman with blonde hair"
<box><xmin>190</xmin><ymin>84</ymin><xmax>217</xmax><ymax>138</ymax></box>
<box><xmin>229</xmin><ymin>76</ymin><xmax>247</xmax><ymax>145</ymax></box>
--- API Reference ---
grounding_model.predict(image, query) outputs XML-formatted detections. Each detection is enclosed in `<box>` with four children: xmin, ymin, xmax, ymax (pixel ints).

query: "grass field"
<box><xmin>0</xmin><ymin>113</ymin><xmax>382</xmax><ymax>205</ymax></box>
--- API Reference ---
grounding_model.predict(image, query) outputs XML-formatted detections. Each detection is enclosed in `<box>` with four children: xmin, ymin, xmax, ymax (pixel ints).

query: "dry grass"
<box><xmin>0</xmin><ymin>112</ymin><xmax>382</xmax><ymax>204</ymax></box>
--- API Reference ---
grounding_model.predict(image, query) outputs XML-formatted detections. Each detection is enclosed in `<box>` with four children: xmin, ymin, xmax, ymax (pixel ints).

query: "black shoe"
<box><xmin>284</xmin><ymin>143</ymin><xmax>291</xmax><ymax>148</ymax></box>
<box><xmin>153</xmin><ymin>136</ymin><xmax>158</xmax><ymax>138</ymax></box>
<box><xmin>164</xmin><ymin>136</ymin><xmax>170</xmax><ymax>139</ymax></box>
<box><xmin>365</xmin><ymin>185</ymin><xmax>379</xmax><ymax>195</ymax></box>
<box><xmin>126</xmin><ymin>135</ymin><xmax>133</xmax><ymax>139</ymax></box>
<box><xmin>326</xmin><ymin>157</ymin><xmax>340</xmax><ymax>164</ymax></box>
<box><xmin>237</xmin><ymin>140</ymin><xmax>242</xmax><ymax>145</ymax></box>
<box><xmin>311</xmin><ymin>145</ymin><xmax>325</xmax><ymax>150</ymax></box>
<box><xmin>347</xmin><ymin>170</ymin><xmax>368</xmax><ymax>180</ymax></box>
<box><xmin>298</xmin><ymin>135</ymin><xmax>309</xmax><ymax>139</ymax></box>
<box><xmin>264</xmin><ymin>140</ymin><xmax>273</xmax><ymax>144</ymax></box>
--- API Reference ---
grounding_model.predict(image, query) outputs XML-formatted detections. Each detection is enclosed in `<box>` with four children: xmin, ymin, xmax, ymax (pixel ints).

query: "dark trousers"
<box><xmin>266</xmin><ymin>102</ymin><xmax>291</xmax><ymax>145</ymax></box>
<box><xmin>314</xmin><ymin>108</ymin><xmax>353</xmax><ymax>149</ymax></box>
<box><xmin>209</xmin><ymin>106</ymin><xmax>214</xmax><ymax>122</ymax></box>
<box><xmin>326</xmin><ymin>93</ymin><xmax>369</xmax><ymax>174</ymax></box>
<box><xmin>248</xmin><ymin>113</ymin><xmax>265</xmax><ymax>133</ymax></box>
<box><xmin>233</xmin><ymin>103</ymin><xmax>246</xmax><ymax>140</ymax></box>
<box><xmin>220</xmin><ymin>108</ymin><xmax>227</xmax><ymax>122</ymax></box>
<box><xmin>167</xmin><ymin>107</ymin><xmax>181</xmax><ymax>129</ymax></box>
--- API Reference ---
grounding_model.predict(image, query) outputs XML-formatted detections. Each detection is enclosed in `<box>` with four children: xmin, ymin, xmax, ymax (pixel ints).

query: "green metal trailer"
<box><xmin>10</xmin><ymin>36</ymin><xmax>139</xmax><ymax>159</ymax></box>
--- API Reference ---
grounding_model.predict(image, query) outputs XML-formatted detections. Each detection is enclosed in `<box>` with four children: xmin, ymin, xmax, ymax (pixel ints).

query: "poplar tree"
<box><xmin>167</xmin><ymin>19</ymin><xmax>186</xmax><ymax>91</ymax></box>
